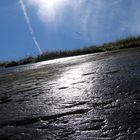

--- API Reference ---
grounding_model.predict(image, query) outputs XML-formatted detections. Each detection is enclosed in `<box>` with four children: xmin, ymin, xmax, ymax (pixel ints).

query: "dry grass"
<box><xmin>1</xmin><ymin>36</ymin><xmax>140</xmax><ymax>68</ymax></box>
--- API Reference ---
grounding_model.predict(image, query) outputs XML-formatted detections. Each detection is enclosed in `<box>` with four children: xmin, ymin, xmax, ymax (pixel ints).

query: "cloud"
<box><xmin>25</xmin><ymin>0</ymin><xmax>140</xmax><ymax>44</ymax></box>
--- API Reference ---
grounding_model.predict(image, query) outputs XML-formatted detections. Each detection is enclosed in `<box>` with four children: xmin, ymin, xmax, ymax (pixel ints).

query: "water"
<box><xmin>0</xmin><ymin>48</ymin><xmax>140</xmax><ymax>140</ymax></box>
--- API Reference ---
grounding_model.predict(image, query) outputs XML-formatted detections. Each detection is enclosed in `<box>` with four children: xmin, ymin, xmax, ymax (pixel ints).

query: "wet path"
<box><xmin>0</xmin><ymin>48</ymin><xmax>140</xmax><ymax>140</ymax></box>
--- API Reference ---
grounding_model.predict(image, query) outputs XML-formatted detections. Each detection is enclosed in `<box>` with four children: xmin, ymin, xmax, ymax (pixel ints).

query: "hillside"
<box><xmin>1</xmin><ymin>36</ymin><xmax>140</xmax><ymax>68</ymax></box>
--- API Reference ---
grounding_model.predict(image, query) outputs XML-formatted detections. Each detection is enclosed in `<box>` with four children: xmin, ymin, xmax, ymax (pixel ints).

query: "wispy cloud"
<box><xmin>26</xmin><ymin>0</ymin><xmax>140</xmax><ymax>44</ymax></box>
<box><xmin>19</xmin><ymin>0</ymin><xmax>42</xmax><ymax>54</ymax></box>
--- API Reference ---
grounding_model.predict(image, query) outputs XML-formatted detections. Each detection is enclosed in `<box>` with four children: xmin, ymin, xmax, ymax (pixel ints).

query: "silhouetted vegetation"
<box><xmin>1</xmin><ymin>36</ymin><xmax>140</xmax><ymax>68</ymax></box>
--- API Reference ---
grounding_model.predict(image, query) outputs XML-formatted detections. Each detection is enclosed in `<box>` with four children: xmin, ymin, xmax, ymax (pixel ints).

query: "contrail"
<box><xmin>19</xmin><ymin>0</ymin><xmax>42</xmax><ymax>54</ymax></box>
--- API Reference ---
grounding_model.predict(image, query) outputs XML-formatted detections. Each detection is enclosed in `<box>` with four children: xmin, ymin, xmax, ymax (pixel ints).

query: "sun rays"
<box><xmin>27</xmin><ymin>0</ymin><xmax>67</xmax><ymax>22</ymax></box>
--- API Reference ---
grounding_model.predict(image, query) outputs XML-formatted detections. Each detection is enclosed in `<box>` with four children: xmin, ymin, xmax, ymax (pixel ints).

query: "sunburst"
<box><xmin>28</xmin><ymin>0</ymin><xmax>66</xmax><ymax>21</ymax></box>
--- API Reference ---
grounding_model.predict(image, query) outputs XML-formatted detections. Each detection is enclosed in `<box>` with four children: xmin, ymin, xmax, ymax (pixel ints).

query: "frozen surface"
<box><xmin>0</xmin><ymin>48</ymin><xmax>140</xmax><ymax>140</ymax></box>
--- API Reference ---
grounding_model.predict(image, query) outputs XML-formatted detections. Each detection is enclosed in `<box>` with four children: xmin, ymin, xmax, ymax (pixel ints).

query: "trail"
<box><xmin>19</xmin><ymin>0</ymin><xmax>42</xmax><ymax>54</ymax></box>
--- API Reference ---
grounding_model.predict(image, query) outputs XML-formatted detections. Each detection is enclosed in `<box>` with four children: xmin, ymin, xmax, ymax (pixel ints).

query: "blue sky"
<box><xmin>0</xmin><ymin>0</ymin><xmax>140</xmax><ymax>61</ymax></box>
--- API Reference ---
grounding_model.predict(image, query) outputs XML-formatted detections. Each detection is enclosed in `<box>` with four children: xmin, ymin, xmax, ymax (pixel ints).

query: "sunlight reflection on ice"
<box><xmin>35</xmin><ymin>60</ymin><xmax>99</xmax><ymax>116</ymax></box>
<box><xmin>1</xmin><ymin>54</ymin><xmax>90</xmax><ymax>74</ymax></box>
<box><xmin>51</xmin><ymin>62</ymin><xmax>98</xmax><ymax>103</ymax></box>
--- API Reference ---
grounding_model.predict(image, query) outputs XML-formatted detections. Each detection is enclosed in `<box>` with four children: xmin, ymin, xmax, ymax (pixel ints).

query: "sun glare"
<box><xmin>46</xmin><ymin>0</ymin><xmax>61</xmax><ymax>7</ymax></box>
<box><xmin>37</xmin><ymin>0</ymin><xmax>62</xmax><ymax>10</ymax></box>
<box><xmin>28</xmin><ymin>0</ymin><xmax>67</xmax><ymax>22</ymax></box>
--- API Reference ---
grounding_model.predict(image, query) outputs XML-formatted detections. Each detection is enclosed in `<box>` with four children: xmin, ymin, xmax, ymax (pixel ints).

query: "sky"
<box><xmin>0</xmin><ymin>0</ymin><xmax>140</xmax><ymax>61</ymax></box>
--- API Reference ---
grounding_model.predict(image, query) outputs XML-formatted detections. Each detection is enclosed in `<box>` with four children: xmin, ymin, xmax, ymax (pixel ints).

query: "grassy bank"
<box><xmin>1</xmin><ymin>36</ymin><xmax>140</xmax><ymax>68</ymax></box>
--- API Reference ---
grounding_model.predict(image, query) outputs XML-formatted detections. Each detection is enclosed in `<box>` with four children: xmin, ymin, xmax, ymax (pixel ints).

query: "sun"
<box><xmin>44</xmin><ymin>0</ymin><xmax>61</xmax><ymax>7</ymax></box>
<box><xmin>43</xmin><ymin>0</ymin><xmax>63</xmax><ymax>14</ymax></box>
<box><xmin>28</xmin><ymin>0</ymin><xmax>66</xmax><ymax>21</ymax></box>
<box><xmin>28</xmin><ymin>0</ymin><xmax>65</xmax><ymax>10</ymax></box>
